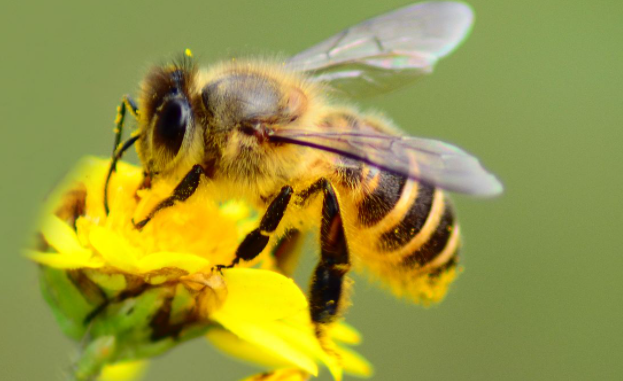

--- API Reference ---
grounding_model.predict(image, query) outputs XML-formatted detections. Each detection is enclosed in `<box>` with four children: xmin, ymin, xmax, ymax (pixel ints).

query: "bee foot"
<box><xmin>211</xmin><ymin>259</ymin><xmax>240</xmax><ymax>274</ymax></box>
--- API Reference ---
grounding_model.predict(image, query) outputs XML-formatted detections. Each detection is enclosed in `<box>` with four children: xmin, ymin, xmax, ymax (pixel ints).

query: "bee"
<box><xmin>105</xmin><ymin>1</ymin><xmax>502</xmax><ymax>334</ymax></box>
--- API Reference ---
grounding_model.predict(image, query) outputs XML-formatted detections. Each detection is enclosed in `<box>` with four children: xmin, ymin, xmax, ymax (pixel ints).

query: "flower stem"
<box><xmin>69</xmin><ymin>336</ymin><xmax>116</xmax><ymax>381</ymax></box>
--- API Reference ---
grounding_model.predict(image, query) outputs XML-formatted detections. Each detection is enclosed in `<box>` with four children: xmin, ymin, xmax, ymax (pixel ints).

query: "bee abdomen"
<box><xmin>377</xmin><ymin>183</ymin><xmax>435</xmax><ymax>251</ymax></box>
<box><xmin>377</xmin><ymin>192</ymin><xmax>461</xmax><ymax>304</ymax></box>
<box><xmin>357</xmin><ymin>170</ymin><xmax>407</xmax><ymax>227</ymax></box>
<box><xmin>369</xmin><ymin>179</ymin><xmax>460</xmax><ymax>274</ymax></box>
<box><xmin>402</xmin><ymin>200</ymin><xmax>455</xmax><ymax>267</ymax></box>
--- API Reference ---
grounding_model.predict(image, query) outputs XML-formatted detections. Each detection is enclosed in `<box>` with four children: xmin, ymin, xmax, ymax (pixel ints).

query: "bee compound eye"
<box><xmin>154</xmin><ymin>98</ymin><xmax>190</xmax><ymax>156</ymax></box>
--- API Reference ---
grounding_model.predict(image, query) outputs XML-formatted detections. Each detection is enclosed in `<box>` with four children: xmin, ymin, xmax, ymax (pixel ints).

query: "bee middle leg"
<box><xmin>217</xmin><ymin>185</ymin><xmax>293</xmax><ymax>270</ymax></box>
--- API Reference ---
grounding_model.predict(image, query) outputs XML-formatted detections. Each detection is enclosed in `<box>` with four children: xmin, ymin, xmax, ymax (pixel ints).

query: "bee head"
<box><xmin>137</xmin><ymin>61</ymin><xmax>202</xmax><ymax>176</ymax></box>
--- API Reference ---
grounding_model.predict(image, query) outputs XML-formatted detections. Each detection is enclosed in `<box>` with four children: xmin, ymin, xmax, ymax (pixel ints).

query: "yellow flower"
<box><xmin>98</xmin><ymin>361</ymin><xmax>147</xmax><ymax>381</ymax></box>
<box><xmin>27</xmin><ymin>157</ymin><xmax>371</xmax><ymax>381</ymax></box>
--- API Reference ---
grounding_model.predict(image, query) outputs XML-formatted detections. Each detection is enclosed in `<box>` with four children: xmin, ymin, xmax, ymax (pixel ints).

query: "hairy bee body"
<box><xmin>131</xmin><ymin>60</ymin><xmax>462</xmax><ymax>312</ymax></box>
<box><xmin>107</xmin><ymin>1</ymin><xmax>500</xmax><ymax>334</ymax></box>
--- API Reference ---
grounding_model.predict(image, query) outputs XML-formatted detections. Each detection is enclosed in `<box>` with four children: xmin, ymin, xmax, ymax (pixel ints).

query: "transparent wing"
<box><xmin>269</xmin><ymin>128</ymin><xmax>502</xmax><ymax>197</ymax></box>
<box><xmin>286</xmin><ymin>1</ymin><xmax>474</xmax><ymax>97</ymax></box>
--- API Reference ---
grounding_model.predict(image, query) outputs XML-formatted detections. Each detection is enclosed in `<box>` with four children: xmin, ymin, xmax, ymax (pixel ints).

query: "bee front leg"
<box><xmin>104</xmin><ymin>95</ymin><xmax>140</xmax><ymax>214</ymax></box>
<box><xmin>133</xmin><ymin>165</ymin><xmax>207</xmax><ymax>229</ymax></box>
<box><xmin>310</xmin><ymin>180</ymin><xmax>350</xmax><ymax>335</ymax></box>
<box><xmin>217</xmin><ymin>186</ymin><xmax>293</xmax><ymax>270</ymax></box>
<box><xmin>111</xmin><ymin>95</ymin><xmax>139</xmax><ymax>153</ymax></box>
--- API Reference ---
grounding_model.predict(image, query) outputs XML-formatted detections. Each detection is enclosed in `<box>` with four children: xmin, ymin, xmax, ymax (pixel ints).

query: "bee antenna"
<box><xmin>172</xmin><ymin>49</ymin><xmax>196</xmax><ymax>73</ymax></box>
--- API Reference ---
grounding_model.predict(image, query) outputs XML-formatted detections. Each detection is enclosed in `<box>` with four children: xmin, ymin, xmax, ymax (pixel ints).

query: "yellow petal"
<box><xmin>206</xmin><ymin>326</ymin><xmax>292</xmax><ymax>369</ymax></box>
<box><xmin>266</xmin><ymin>319</ymin><xmax>342</xmax><ymax>381</ymax></box>
<box><xmin>137</xmin><ymin>251</ymin><xmax>210</xmax><ymax>273</ymax></box>
<box><xmin>89</xmin><ymin>226</ymin><xmax>139</xmax><ymax>272</ymax></box>
<box><xmin>213</xmin><ymin>316</ymin><xmax>318</xmax><ymax>376</ymax></box>
<box><xmin>334</xmin><ymin>344</ymin><xmax>373</xmax><ymax>378</ymax></box>
<box><xmin>239</xmin><ymin>368</ymin><xmax>310</xmax><ymax>381</ymax></box>
<box><xmin>329</xmin><ymin>321</ymin><xmax>362</xmax><ymax>345</ymax></box>
<box><xmin>25</xmin><ymin>250</ymin><xmax>104</xmax><ymax>269</ymax></box>
<box><xmin>40</xmin><ymin>215</ymin><xmax>91</xmax><ymax>256</ymax></box>
<box><xmin>212</xmin><ymin>268</ymin><xmax>307</xmax><ymax>322</ymax></box>
<box><xmin>98</xmin><ymin>360</ymin><xmax>148</xmax><ymax>381</ymax></box>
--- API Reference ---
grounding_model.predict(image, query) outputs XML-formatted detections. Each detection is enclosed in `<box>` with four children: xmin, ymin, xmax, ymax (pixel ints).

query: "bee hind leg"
<box><xmin>309</xmin><ymin>180</ymin><xmax>351</xmax><ymax>339</ymax></box>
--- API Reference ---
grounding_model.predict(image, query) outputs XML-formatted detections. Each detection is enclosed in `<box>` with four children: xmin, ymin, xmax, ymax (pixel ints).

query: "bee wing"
<box><xmin>269</xmin><ymin>128</ymin><xmax>503</xmax><ymax>197</ymax></box>
<box><xmin>286</xmin><ymin>2</ymin><xmax>474</xmax><ymax>97</ymax></box>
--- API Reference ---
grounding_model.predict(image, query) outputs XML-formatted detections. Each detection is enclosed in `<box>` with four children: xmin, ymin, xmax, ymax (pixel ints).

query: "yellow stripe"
<box><xmin>389</xmin><ymin>189</ymin><xmax>445</xmax><ymax>263</ymax></box>
<box><xmin>419</xmin><ymin>224</ymin><xmax>461</xmax><ymax>275</ymax></box>
<box><xmin>364</xmin><ymin>178</ymin><xmax>416</xmax><ymax>236</ymax></box>
<box><xmin>352</xmin><ymin>165</ymin><xmax>380</xmax><ymax>204</ymax></box>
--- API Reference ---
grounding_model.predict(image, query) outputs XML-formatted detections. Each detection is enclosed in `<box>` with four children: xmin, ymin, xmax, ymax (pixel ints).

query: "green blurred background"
<box><xmin>1</xmin><ymin>0</ymin><xmax>622</xmax><ymax>380</ymax></box>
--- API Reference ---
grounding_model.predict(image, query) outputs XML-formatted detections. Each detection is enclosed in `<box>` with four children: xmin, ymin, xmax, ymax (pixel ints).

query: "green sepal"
<box><xmin>39</xmin><ymin>267</ymin><xmax>94</xmax><ymax>340</ymax></box>
<box><xmin>41</xmin><ymin>265</ymin><xmax>209</xmax><ymax>379</ymax></box>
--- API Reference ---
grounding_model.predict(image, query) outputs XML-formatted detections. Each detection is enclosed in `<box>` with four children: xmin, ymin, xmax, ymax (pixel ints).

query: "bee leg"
<box><xmin>104</xmin><ymin>135</ymin><xmax>140</xmax><ymax>214</ymax></box>
<box><xmin>104</xmin><ymin>95</ymin><xmax>140</xmax><ymax>214</ymax></box>
<box><xmin>133</xmin><ymin>165</ymin><xmax>206</xmax><ymax>229</ymax></box>
<box><xmin>216</xmin><ymin>186</ymin><xmax>293</xmax><ymax>271</ymax></box>
<box><xmin>112</xmin><ymin>95</ymin><xmax>139</xmax><ymax>152</ymax></box>
<box><xmin>310</xmin><ymin>180</ymin><xmax>350</xmax><ymax>334</ymax></box>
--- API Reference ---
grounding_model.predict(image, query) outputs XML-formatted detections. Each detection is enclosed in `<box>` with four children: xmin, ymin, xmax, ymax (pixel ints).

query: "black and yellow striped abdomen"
<box><xmin>336</xmin><ymin>164</ymin><xmax>461</xmax><ymax>304</ymax></box>
<box><xmin>314</xmin><ymin>109</ymin><xmax>462</xmax><ymax>304</ymax></box>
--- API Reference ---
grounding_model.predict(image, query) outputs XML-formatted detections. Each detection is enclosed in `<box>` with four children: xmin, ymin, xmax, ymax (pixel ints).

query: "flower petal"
<box><xmin>334</xmin><ymin>344</ymin><xmax>373</xmax><ymax>378</ymax></box>
<box><xmin>137</xmin><ymin>251</ymin><xmax>210</xmax><ymax>274</ymax></box>
<box><xmin>40</xmin><ymin>215</ymin><xmax>91</xmax><ymax>256</ymax></box>
<box><xmin>206</xmin><ymin>326</ymin><xmax>293</xmax><ymax>369</ymax></box>
<box><xmin>213</xmin><ymin>268</ymin><xmax>307</xmax><ymax>322</ymax></box>
<box><xmin>89</xmin><ymin>226</ymin><xmax>139</xmax><ymax>272</ymax></box>
<box><xmin>214</xmin><ymin>316</ymin><xmax>318</xmax><ymax>376</ymax></box>
<box><xmin>265</xmin><ymin>317</ymin><xmax>342</xmax><ymax>381</ymax></box>
<box><xmin>239</xmin><ymin>368</ymin><xmax>309</xmax><ymax>381</ymax></box>
<box><xmin>25</xmin><ymin>250</ymin><xmax>104</xmax><ymax>269</ymax></box>
<box><xmin>98</xmin><ymin>360</ymin><xmax>148</xmax><ymax>381</ymax></box>
<box><xmin>329</xmin><ymin>321</ymin><xmax>362</xmax><ymax>345</ymax></box>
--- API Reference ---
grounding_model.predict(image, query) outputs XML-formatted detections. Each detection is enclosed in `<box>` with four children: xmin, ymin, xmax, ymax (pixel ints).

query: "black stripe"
<box><xmin>378</xmin><ymin>184</ymin><xmax>435</xmax><ymax>251</ymax></box>
<box><xmin>428</xmin><ymin>252</ymin><xmax>459</xmax><ymax>278</ymax></box>
<box><xmin>357</xmin><ymin>170</ymin><xmax>407</xmax><ymax>227</ymax></box>
<box><xmin>402</xmin><ymin>201</ymin><xmax>455</xmax><ymax>267</ymax></box>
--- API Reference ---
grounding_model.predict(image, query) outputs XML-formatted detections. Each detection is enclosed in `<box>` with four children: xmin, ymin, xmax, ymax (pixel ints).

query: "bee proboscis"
<box><xmin>105</xmin><ymin>1</ymin><xmax>502</xmax><ymax>336</ymax></box>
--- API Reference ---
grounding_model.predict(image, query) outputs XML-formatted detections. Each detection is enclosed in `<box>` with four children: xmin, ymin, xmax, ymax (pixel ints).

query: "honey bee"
<box><xmin>105</xmin><ymin>2</ymin><xmax>501</xmax><ymax>334</ymax></box>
